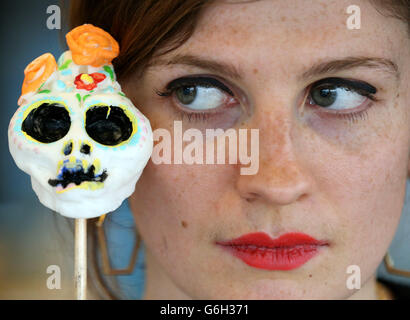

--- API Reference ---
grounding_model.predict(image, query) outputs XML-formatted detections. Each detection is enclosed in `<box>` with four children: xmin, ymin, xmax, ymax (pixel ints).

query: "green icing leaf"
<box><xmin>103</xmin><ymin>65</ymin><xmax>114</xmax><ymax>81</ymax></box>
<box><xmin>58</xmin><ymin>59</ymin><xmax>72</xmax><ymax>70</ymax></box>
<box><xmin>83</xmin><ymin>94</ymin><xmax>91</xmax><ymax>102</ymax></box>
<box><xmin>76</xmin><ymin>93</ymin><xmax>81</xmax><ymax>103</ymax></box>
<box><xmin>118</xmin><ymin>92</ymin><xmax>126</xmax><ymax>97</ymax></box>
<box><xmin>38</xmin><ymin>89</ymin><xmax>51</xmax><ymax>94</ymax></box>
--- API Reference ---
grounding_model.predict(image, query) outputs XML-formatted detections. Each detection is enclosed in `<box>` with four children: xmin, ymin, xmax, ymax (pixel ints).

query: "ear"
<box><xmin>19</xmin><ymin>53</ymin><xmax>57</xmax><ymax>106</ymax></box>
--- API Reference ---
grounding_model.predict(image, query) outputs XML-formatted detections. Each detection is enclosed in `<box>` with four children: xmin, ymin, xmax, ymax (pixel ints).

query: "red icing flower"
<box><xmin>74</xmin><ymin>72</ymin><xmax>106</xmax><ymax>91</ymax></box>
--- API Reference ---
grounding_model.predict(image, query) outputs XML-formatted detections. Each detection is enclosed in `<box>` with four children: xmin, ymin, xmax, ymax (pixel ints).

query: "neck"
<box><xmin>143</xmin><ymin>248</ymin><xmax>191</xmax><ymax>300</ymax></box>
<box><xmin>347</xmin><ymin>275</ymin><xmax>378</xmax><ymax>300</ymax></box>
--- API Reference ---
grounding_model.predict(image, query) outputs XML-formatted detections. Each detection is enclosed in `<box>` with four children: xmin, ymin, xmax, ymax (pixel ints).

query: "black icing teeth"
<box><xmin>48</xmin><ymin>165</ymin><xmax>108</xmax><ymax>189</ymax></box>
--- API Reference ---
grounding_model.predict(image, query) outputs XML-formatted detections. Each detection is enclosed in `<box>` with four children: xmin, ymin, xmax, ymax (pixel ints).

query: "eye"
<box><xmin>157</xmin><ymin>76</ymin><xmax>237</xmax><ymax>112</ymax></box>
<box><xmin>85</xmin><ymin>106</ymin><xmax>133</xmax><ymax>146</ymax></box>
<box><xmin>308</xmin><ymin>77</ymin><xmax>377</xmax><ymax>112</ymax></box>
<box><xmin>22</xmin><ymin>102</ymin><xmax>70</xmax><ymax>143</ymax></box>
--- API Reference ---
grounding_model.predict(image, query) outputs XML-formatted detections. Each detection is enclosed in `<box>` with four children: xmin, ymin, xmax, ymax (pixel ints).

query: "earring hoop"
<box><xmin>96</xmin><ymin>214</ymin><xmax>141</xmax><ymax>275</ymax></box>
<box><xmin>384</xmin><ymin>252</ymin><xmax>410</xmax><ymax>278</ymax></box>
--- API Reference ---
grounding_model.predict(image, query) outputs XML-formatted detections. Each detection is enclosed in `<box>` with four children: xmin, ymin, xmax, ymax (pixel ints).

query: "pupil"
<box><xmin>320</xmin><ymin>89</ymin><xmax>331</xmax><ymax>97</ymax></box>
<box><xmin>22</xmin><ymin>102</ymin><xmax>70</xmax><ymax>143</ymax></box>
<box><xmin>311</xmin><ymin>86</ymin><xmax>337</xmax><ymax>107</ymax></box>
<box><xmin>85</xmin><ymin>106</ymin><xmax>133</xmax><ymax>146</ymax></box>
<box><xmin>176</xmin><ymin>86</ymin><xmax>196</xmax><ymax>105</ymax></box>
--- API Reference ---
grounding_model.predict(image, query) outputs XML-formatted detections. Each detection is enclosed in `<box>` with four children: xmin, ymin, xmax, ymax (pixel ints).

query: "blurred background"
<box><xmin>0</xmin><ymin>0</ymin><xmax>409</xmax><ymax>299</ymax></box>
<box><xmin>0</xmin><ymin>0</ymin><xmax>74</xmax><ymax>299</ymax></box>
<box><xmin>0</xmin><ymin>0</ymin><xmax>146</xmax><ymax>299</ymax></box>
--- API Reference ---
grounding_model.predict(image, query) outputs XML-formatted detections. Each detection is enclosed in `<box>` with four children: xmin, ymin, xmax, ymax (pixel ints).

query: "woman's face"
<box><xmin>124</xmin><ymin>0</ymin><xmax>410</xmax><ymax>299</ymax></box>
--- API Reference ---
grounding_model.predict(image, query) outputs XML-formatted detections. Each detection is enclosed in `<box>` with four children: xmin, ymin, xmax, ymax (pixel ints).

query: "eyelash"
<box><xmin>333</xmin><ymin>109</ymin><xmax>369</xmax><ymax>123</ymax></box>
<box><xmin>306</xmin><ymin>77</ymin><xmax>378</xmax><ymax>124</ymax></box>
<box><xmin>171</xmin><ymin>109</ymin><xmax>214</xmax><ymax>122</ymax></box>
<box><xmin>155</xmin><ymin>76</ymin><xmax>233</xmax><ymax>122</ymax></box>
<box><xmin>155</xmin><ymin>76</ymin><xmax>378</xmax><ymax>124</ymax></box>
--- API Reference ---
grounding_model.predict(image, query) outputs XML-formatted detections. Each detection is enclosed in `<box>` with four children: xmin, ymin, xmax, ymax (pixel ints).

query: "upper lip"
<box><xmin>215</xmin><ymin>232</ymin><xmax>328</xmax><ymax>248</ymax></box>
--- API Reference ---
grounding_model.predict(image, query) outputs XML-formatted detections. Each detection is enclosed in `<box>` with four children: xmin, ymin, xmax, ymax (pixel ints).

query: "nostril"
<box><xmin>245</xmin><ymin>192</ymin><xmax>259</xmax><ymax>203</ymax></box>
<box><xmin>80</xmin><ymin>143</ymin><xmax>91</xmax><ymax>155</ymax></box>
<box><xmin>63</xmin><ymin>141</ymin><xmax>73</xmax><ymax>156</ymax></box>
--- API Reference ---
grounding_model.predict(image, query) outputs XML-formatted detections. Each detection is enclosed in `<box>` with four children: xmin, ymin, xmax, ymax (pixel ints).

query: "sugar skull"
<box><xmin>8</xmin><ymin>24</ymin><xmax>153</xmax><ymax>218</ymax></box>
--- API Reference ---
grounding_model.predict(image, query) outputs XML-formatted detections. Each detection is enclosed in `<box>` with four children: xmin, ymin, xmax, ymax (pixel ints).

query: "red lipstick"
<box><xmin>216</xmin><ymin>232</ymin><xmax>328</xmax><ymax>271</ymax></box>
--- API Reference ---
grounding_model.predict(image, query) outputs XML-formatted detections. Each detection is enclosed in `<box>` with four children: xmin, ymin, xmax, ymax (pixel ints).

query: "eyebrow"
<box><xmin>149</xmin><ymin>54</ymin><xmax>399</xmax><ymax>81</ymax></box>
<box><xmin>148</xmin><ymin>54</ymin><xmax>242</xmax><ymax>80</ymax></box>
<box><xmin>300</xmin><ymin>56</ymin><xmax>399</xmax><ymax>81</ymax></box>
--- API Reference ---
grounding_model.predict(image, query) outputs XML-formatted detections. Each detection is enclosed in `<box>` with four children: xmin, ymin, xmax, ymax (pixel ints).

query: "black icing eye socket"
<box><xmin>22</xmin><ymin>103</ymin><xmax>71</xmax><ymax>143</ymax></box>
<box><xmin>85</xmin><ymin>106</ymin><xmax>133</xmax><ymax>146</ymax></box>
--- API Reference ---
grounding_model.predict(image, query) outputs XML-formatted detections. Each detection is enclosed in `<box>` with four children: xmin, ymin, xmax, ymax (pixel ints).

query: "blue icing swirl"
<box><xmin>61</xmin><ymin>69</ymin><xmax>72</xmax><ymax>76</ymax></box>
<box><xmin>104</xmin><ymin>86</ymin><xmax>115</xmax><ymax>93</ymax></box>
<box><xmin>56</xmin><ymin>80</ymin><xmax>66</xmax><ymax>90</ymax></box>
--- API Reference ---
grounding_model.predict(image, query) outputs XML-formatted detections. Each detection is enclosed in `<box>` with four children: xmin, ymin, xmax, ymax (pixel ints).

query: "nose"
<box><xmin>80</xmin><ymin>142</ymin><xmax>91</xmax><ymax>155</ymax></box>
<box><xmin>62</xmin><ymin>140</ymin><xmax>73</xmax><ymax>156</ymax></box>
<box><xmin>236</xmin><ymin>110</ymin><xmax>312</xmax><ymax>205</ymax></box>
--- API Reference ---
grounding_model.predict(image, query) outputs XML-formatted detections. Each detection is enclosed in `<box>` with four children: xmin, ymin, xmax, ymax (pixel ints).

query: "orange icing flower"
<box><xmin>66</xmin><ymin>24</ymin><xmax>119</xmax><ymax>67</ymax></box>
<box><xmin>21</xmin><ymin>53</ymin><xmax>57</xmax><ymax>96</ymax></box>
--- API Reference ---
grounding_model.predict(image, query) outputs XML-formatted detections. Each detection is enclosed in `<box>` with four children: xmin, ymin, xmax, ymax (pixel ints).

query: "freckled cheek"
<box><xmin>136</xmin><ymin>162</ymin><xmax>229</xmax><ymax>225</ymax></box>
<box><xmin>325</xmin><ymin>151</ymin><xmax>403</xmax><ymax>247</ymax></box>
<box><xmin>304</xmin><ymin>113</ymin><xmax>366</xmax><ymax>144</ymax></box>
<box><xmin>341</xmin><ymin>176</ymin><xmax>402</xmax><ymax>273</ymax></box>
<box><xmin>135</xmin><ymin>168</ymin><xmax>226</xmax><ymax>261</ymax></box>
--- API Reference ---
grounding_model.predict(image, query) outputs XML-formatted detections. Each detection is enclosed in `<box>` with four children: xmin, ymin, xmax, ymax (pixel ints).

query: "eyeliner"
<box><xmin>162</xmin><ymin>76</ymin><xmax>234</xmax><ymax>96</ymax></box>
<box><xmin>312</xmin><ymin>77</ymin><xmax>377</xmax><ymax>95</ymax></box>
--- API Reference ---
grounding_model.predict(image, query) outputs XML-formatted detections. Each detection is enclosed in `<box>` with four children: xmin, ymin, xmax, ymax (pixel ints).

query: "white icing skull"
<box><xmin>8</xmin><ymin>45</ymin><xmax>153</xmax><ymax>218</ymax></box>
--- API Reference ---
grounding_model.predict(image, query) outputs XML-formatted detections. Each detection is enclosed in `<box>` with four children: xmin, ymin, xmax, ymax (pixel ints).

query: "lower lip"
<box><xmin>216</xmin><ymin>233</ymin><xmax>327</xmax><ymax>271</ymax></box>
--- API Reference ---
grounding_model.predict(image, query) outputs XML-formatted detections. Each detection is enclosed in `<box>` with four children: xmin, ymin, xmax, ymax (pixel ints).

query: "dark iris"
<box><xmin>311</xmin><ymin>85</ymin><xmax>337</xmax><ymax>107</ymax></box>
<box><xmin>176</xmin><ymin>86</ymin><xmax>197</xmax><ymax>105</ymax></box>
<box><xmin>309</xmin><ymin>78</ymin><xmax>377</xmax><ymax>108</ymax></box>
<box><xmin>22</xmin><ymin>102</ymin><xmax>70</xmax><ymax>143</ymax></box>
<box><xmin>157</xmin><ymin>76</ymin><xmax>234</xmax><ymax>105</ymax></box>
<box><xmin>85</xmin><ymin>106</ymin><xmax>133</xmax><ymax>146</ymax></box>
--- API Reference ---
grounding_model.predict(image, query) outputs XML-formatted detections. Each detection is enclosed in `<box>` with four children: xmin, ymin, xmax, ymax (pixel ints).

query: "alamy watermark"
<box><xmin>46</xmin><ymin>5</ymin><xmax>61</xmax><ymax>30</ymax></box>
<box><xmin>346</xmin><ymin>265</ymin><xmax>361</xmax><ymax>289</ymax></box>
<box><xmin>152</xmin><ymin>121</ymin><xmax>260</xmax><ymax>175</ymax></box>
<box><xmin>346</xmin><ymin>5</ymin><xmax>361</xmax><ymax>30</ymax></box>
<box><xmin>46</xmin><ymin>265</ymin><xmax>61</xmax><ymax>290</ymax></box>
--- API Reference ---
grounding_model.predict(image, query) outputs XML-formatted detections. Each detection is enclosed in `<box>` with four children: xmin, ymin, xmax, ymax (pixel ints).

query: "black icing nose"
<box><xmin>63</xmin><ymin>141</ymin><xmax>73</xmax><ymax>156</ymax></box>
<box><xmin>80</xmin><ymin>143</ymin><xmax>91</xmax><ymax>155</ymax></box>
<box><xmin>62</xmin><ymin>141</ymin><xmax>91</xmax><ymax>156</ymax></box>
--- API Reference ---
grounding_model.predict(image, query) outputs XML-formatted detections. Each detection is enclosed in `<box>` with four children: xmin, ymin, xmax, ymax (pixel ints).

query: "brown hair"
<box><xmin>66</xmin><ymin>0</ymin><xmax>410</xmax><ymax>300</ymax></box>
<box><xmin>67</xmin><ymin>0</ymin><xmax>410</xmax><ymax>82</ymax></box>
<box><xmin>68</xmin><ymin>0</ymin><xmax>213</xmax><ymax>80</ymax></box>
<box><xmin>370</xmin><ymin>0</ymin><xmax>410</xmax><ymax>33</ymax></box>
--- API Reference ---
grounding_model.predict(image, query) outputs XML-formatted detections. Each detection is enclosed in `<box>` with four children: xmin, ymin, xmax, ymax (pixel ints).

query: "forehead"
<box><xmin>166</xmin><ymin>0</ymin><xmax>407</xmax><ymax>70</ymax></box>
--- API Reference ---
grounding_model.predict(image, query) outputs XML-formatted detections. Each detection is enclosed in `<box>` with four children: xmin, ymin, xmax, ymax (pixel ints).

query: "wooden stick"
<box><xmin>74</xmin><ymin>218</ymin><xmax>87</xmax><ymax>300</ymax></box>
